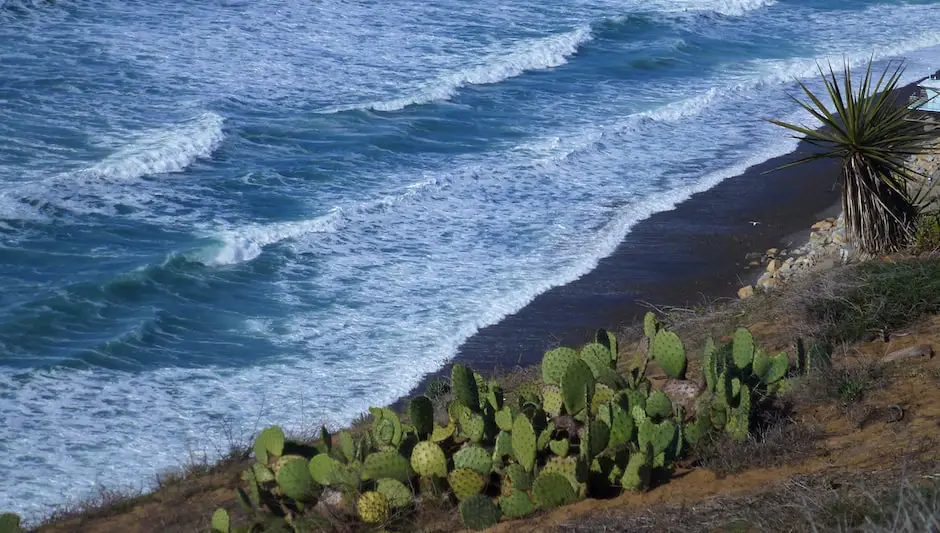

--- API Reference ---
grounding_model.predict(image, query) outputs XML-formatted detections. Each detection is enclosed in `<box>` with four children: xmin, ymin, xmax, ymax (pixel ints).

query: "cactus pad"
<box><xmin>358</xmin><ymin>491</ymin><xmax>390</xmax><ymax>524</ymax></box>
<box><xmin>253</xmin><ymin>425</ymin><xmax>285</xmax><ymax>465</ymax></box>
<box><xmin>409</xmin><ymin>395</ymin><xmax>435</xmax><ymax>439</ymax></box>
<box><xmin>308</xmin><ymin>453</ymin><xmax>336</xmax><ymax>485</ymax></box>
<box><xmin>652</xmin><ymin>329</ymin><xmax>687</xmax><ymax>379</ymax></box>
<box><xmin>504</xmin><ymin>463</ymin><xmax>532</xmax><ymax>490</ymax></box>
<box><xmin>638</xmin><ymin>419</ymin><xmax>676</xmax><ymax>456</ymax></box>
<box><xmin>411</xmin><ymin>441</ymin><xmax>448</xmax><ymax>479</ymax></box>
<box><xmin>561</xmin><ymin>359</ymin><xmax>595</xmax><ymax>415</ymax></box>
<box><xmin>511</xmin><ymin>414</ymin><xmax>537</xmax><ymax>472</ymax></box>
<box><xmin>275</xmin><ymin>456</ymin><xmax>315</xmax><ymax>501</ymax></box>
<box><xmin>459</xmin><ymin>494</ymin><xmax>501</xmax><ymax>531</ymax></box>
<box><xmin>376</xmin><ymin>478</ymin><xmax>412</xmax><ymax>509</ymax></box>
<box><xmin>541</xmin><ymin>385</ymin><xmax>564</xmax><ymax>416</ymax></box>
<box><xmin>210</xmin><ymin>508</ymin><xmax>229</xmax><ymax>533</ymax></box>
<box><xmin>542</xmin><ymin>346</ymin><xmax>578</xmax><ymax>386</ymax></box>
<box><xmin>430</xmin><ymin>420</ymin><xmax>456</xmax><ymax>443</ymax></box>
<box><xmin>580</xmin><ymin>342</ymin><xmax>612</xmax><ymax>373</ymax></box>
<box><xmin>541</xmin><ymin>456</ymin><xmax>587</xmax><ymax>496</ymax></box>
<box><xmin>338</xmin><ymin>431</ymin><xmax>355</xmax><ymax>463</ymax></box>
<box><xmin>764</xmin><ymin>352</ymin><xmax>790</xmax><ymax>383</ymax></box>
<box><xmin>537</xmin><ymin>421</ymin><xmax>555</xmax><ymax>451</ymax></box>
<box><xmin>459</xmin><ymin>409</ymin><xmax>486</xmax><ymax>443</ymax></box>
<box><xmin>448</xmin><ymin>467</ymin><xmax>486</xmax><ymax>501</ymax></box>
<box><xmin>495</xmin><ymin>407</ymin><xmax>514</xmax><ymax>432</ymax></box>
<box><xmin>532</xmin><ymin>472</ymin><xmax>577</xmax><ymax>509</ymax></box>
<box><xmin>584</xmin><ymin>420</ymin><xmax>610</xmax><ymax>459</ymax></box>
<box><xmin>499</xmin><ymin>489</ymin><xmax>535</xmax><ymax>518</ymax></box>
<box><xmin>703</xmin><ymin>337</ymin><xmax>718</xmax><ymax>392</ymax></box>
<box><xmin>549</xmin><ymin>438</ymin><xmax>570</xmax><ymax>457</ymax></box>
<box><xmin>607</xmin><ymin>403</ymin><xmax>635</xmax><ymax>449</ymax></box>
<box><xmin>621</xmin><ymin>447</ymin><xmax>652</xmax><ymax>491</ymax></box>
<box><xmin>590</xmin><ymin>384</ymin><xmax>615</xmax><ymax>414</ymax></box>
<box><xmin>364</xmin><ymin>450</ymin><xmax>412</xmax><ymax>482</ymax></box>
<box><xmin>643</xmin><ymin>311</ymin><xmax>659</xmax><ymax>340</ymax></box>
<box><xmin>645</xmin><ymin>390</ymin><xmax>673</xmax><ymax>419</ymax></box>
<box><xmin>732</xmin><ymin>327</ymin><xmax>755</xmax><ymax>369</ymax></box>
<box><xmin>451</xmin><ymin>363</ymin><xmax>481</xmax><ymax>412</ymax></box>
<box><xmin>490</xmin><ymin>431</ymin><xmax>510</xmax><ymax>460</ymax></box>
<box><xmin>454</xmin><ymin>445</ymin><xmax>492</xmax><ymax>475</ymax></box>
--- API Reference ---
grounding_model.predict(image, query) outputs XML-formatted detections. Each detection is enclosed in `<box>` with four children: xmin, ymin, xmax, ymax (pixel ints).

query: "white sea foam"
<box><xmin>0</xmin><ymin>113</ymin><xmax>224</xmax><ymax>221</ymax></box>
<box><xmin>81</xmin><ymin>113</ymin><xmax>225</xmax><ymax>182</ymax></box>
<box><xmin>321</xmin><ymin>27</ymin><xmax>593</xmax><ymax>113</ymax></box>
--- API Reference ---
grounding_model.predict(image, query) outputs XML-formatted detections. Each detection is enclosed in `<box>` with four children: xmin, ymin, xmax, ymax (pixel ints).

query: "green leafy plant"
<box><xmin>766</xmin><ymin>58</ymin><xmax>936</xmax><ymax>254</ymax></box>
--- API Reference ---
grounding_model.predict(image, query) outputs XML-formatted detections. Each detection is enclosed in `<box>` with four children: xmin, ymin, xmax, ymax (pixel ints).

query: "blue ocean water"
<box><xmin>0</xmin><ymin>0</ymin><xmax>938</xmax><ymax>517</ymax></box>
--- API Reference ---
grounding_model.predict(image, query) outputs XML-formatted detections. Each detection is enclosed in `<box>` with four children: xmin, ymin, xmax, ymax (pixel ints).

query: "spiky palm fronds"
<box><xmin>767</xmin><ymin>58</ymin><xmax>936</xmax><ymax>255</ymax></box>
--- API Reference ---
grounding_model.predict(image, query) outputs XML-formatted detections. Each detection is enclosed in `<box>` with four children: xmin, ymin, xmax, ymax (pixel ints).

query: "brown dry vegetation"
<box><xmin>28</xmin><ymin>256</ymin><xmax>940</xmax><ymax>533</ymax></box>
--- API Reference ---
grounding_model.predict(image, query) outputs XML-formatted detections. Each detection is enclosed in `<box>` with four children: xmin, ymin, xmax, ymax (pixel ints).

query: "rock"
<box><xmin>749</xmin><ymin>260</ymin><xmax>760</xmax><ymax>266</ymax></box>
<box><xmin>766</xmin><ymin>259</ymin><xmax>783</xmax><ymax>274</ymax></box>
<box><xmin>738</xmin><ymin>285</ymin><xmax>754</xmax><ymax>299</ymax></box>
<box><xmin>757</xmin><ymin>276</ymin><xmax>778</xmax><ymax>290</ymax></box>
<box><xmin>882</xmin><ymin>344</ymin><xmax>934</xmax><ymax>363</ymax></box>
<box><xmin>811</xmin><ymin>220</ymin><xmax>834</xmax><ymax>232</ymax></box>
<box><xmin>662</xmin><ymin>379</ymin><xmax>703</xmax><ymax>413</ymax></box>
<box><xmin>745</xmin><ymin>252</ymin><xmax>763</xmax><ymax>261</ymax></box>
<box><xmin>766</xmin><ymin>248</ymin><xmax>779</xmax><ymax>257</ymax></box>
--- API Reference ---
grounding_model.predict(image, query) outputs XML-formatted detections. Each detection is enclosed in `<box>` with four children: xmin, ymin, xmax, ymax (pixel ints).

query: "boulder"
<box><xmin>738</xmin><ymin>285</ymin><xmax>754</xmax><ymax>299</ymax></box>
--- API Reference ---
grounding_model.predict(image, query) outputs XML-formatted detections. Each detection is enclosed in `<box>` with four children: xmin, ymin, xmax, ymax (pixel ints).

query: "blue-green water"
<box><xmin>1</xmin><ymin>0</ymin><xmax>938</xmax><ymax>517</ymax></box>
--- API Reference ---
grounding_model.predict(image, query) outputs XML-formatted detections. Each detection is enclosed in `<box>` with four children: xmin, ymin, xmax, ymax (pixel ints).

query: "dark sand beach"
<box><xmin>399</xmin><ymin>80</ymin><xmax>925</xmax><ymax>400</ymax></box>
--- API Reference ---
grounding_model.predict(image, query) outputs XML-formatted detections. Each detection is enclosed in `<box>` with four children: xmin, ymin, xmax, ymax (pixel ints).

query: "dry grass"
<box><xmin>550</xmin><ymin>466</ymin><xmax>940</xmax><ymax>533</ymax></box>
<box><xmin>693</xmin><ymin>419</ymin><xmax>824</xmax><ymax>477</ymax></box>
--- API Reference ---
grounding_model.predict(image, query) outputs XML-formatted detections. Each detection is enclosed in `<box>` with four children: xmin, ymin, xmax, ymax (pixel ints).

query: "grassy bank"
<box><xmin>16</xmin><ymin>252</ymin><xmax>940</xmax><ymax>533</ymax></box>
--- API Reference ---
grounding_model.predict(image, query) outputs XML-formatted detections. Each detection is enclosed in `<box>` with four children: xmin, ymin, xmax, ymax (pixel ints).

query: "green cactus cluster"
<box><xmin>211</xmin><ymin>320</ymin><xmax>792</xmax><ymax>532</ymax></box>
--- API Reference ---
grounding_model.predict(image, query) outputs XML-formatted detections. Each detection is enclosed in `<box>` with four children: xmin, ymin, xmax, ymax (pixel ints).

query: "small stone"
<box><xmin>745</xmin><ymin>252</ymin><xmax>763</xmax><ymax>261</ymax></box>
<box><xmin>749</xmin><ymin>261</ymin><xmax>760</xmax><ymax>266</ymax></box>
<box><xmin>766</xmin><ymin>248</ymin><xmax>779</xmax><ymax>257</ymax></box>
<box><xmin>811</xmin><ymin>220</ymin><xmax>834</xmax><ymax>232</ymax></box>
<box><xmin>738</xmin><ymin>285</ymin><xmax>754</xmax><ymax>299</ymax></box>
<box><xmin>757</xmin><ymin>276</ymin><xmax>778</xmax><ymax>290</ymax></box>
<box><xmin>766</xmin><ymin>259</ymin><xmax>783</xmax><ymax>274</ymax></box>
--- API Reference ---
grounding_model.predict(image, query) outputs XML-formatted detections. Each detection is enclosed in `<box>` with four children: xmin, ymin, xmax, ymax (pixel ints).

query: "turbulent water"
<box><xmin>1</xmin><ymin>0</ymin><xmax>938</xmax><ymax>517</ymax></box>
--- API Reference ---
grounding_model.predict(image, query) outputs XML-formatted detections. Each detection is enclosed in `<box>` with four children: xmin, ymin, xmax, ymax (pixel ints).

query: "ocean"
<box><xmin>1</xmin><ymin>0</ymin><xmax>938</xmax><ymax>518</ymax></box>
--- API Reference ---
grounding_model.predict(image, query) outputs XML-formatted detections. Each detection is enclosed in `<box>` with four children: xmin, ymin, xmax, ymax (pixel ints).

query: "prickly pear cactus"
<box><xmin>431</xmin><ymin>420</ymin><xmax>455</xmax><ymax>442</ymax></box>
<box><xmin>732</xmin><ymin>327</ymin><xmax>755</xmax><ymax>369</ymax></box>
<box><xmin>459</xmin><ymin>494</ymin><xmax>501</xmax><ymax>530</ymax></box>
<box><xmin>532</xmin><ymin>472</ymin><xmax>577</xmax><ymax>509</ymax></box>
<box><xmin>541</xmin><ymin>384</ymin><xmax>564</xmax><ymax>416</ymax></box>
<box><xmin>409</xmin><ymin>395</ymin><xmax>435</xmax><ymax>439</ymax></box>
<box><xmin>652</xmin><ymin>329</ymin><xmax>687</xmax><ymax>379</ymax></box>
<box><xmin>454</xmin><ymin>445</ymin><xmax>492</xmax><ymax>475</ymax></box>
<box><xmin>561</xmin><ymin>359</ymin><xmax>595</xmax><ymax>415</ymax></box>
<box><xmin>363</xmin><ymin>450</ymin><xmax>412</xmax><ymax>482</ymax></box>
<box><xmin>452</xmin><ymin>363</ymin><xmax>481</xmax><ymax>412</ymax></box>
<box><xmin>411</xmin><ymin>441</ymin><xmax>448</xmax><ymax>478</ymax></box>
<box><xmin>643</xmin><ymin>311</ymin><xmax>659</xmax><ymax>340</ymax></box>
<box><xmin>542</xmin><ymin>346</ymin><xmax>578</xmax><ymax>386</ymax></box>
<box><xmin>358</xmin><ymin>491</ymin><xmax>390</xmax><ymax>524</ymax></box>
<box><xmin>376</xmin><ymin>478</ymin><xmax>413</xmax><ymax>508</ymax></box>
<box><xmin>495</xmin><ymin>407</ymin><xmax>515</xmax><ymax>432</ymax></box>
<box><xmin>596</xmin><ymin>328</ymin><xmax>618</xmax><ymax>362</ymax></box>
<box><xmin>511</xmin><ymin>414</ymin><xmax>537</xmax><ymax>472</ymax></box>
<box><xmin>253</xmin><ymin>425</ymin><xmax>285</xmax><ymax>465</ymax></box>
<box><xmin>606</xmin><ymin>402</ymin><xmax>635</xmax><ymax>449</ymax></box>
<box><xmin>621</xmin><ymin>446</ymin><xmax>652</xmax><ymax>491</ymax></box>
<box><xmin>499</xmin><ymin>489</ymin><xmax>536</xmax><ymax>518</ymax></box>
<box><xmin>494</xmin><ymin>430</ymin><xmax>514</xmax><ymax>460</ymax></box>
<box><xmin>764</xmin><ymin>352</ymin><xmax>790</xmax><ymax>383</ymax></box>
<box><xmin>549</xmin><ymin>438</ymin><xmax>570</xmax><ymax>457</ymax></box>
<box><xmin>645</xmin><ymin>390</ymin><xmax>673</xmax><ymax>419</ymax></box>
<box><xmin>308</xmin><ymin>454</ymin><xmax>334</xmax><ymax>486</ymax></box>
<box><xmin>211</xmin><ymin>508</ymin><xmax>230</xmax><ymax>533</ymax></box>
<box><xmin>448</xmin><ymin>467</ymin><xmax>486</xmax><ymax>501</ymax></box>
<box><xmin>580</xmin><ymin>342</ymin><xmax>612</xmax><ymax>372</ymax></box>
<box><xmin>275</xmin><ymin>456</ymin><xmax>316</xmax><ymax>501</ymax></box>
<box><xmin>703</xmin><ymin>337</ymin><xmax>718</xmax><ymax>393</ymax></box>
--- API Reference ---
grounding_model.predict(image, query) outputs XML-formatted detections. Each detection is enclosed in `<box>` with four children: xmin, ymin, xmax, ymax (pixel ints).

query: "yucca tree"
<box><xmin>767</xmin><ymin>58</ymin><xmax>936</xmax><ymax>255</ymax></box>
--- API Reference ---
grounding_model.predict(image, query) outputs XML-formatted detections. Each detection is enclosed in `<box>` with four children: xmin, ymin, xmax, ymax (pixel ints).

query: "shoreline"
<box><xmin>399</xmin><ymin>79</ymin><xmax>925</xmax><ymax>402</ymax></box>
